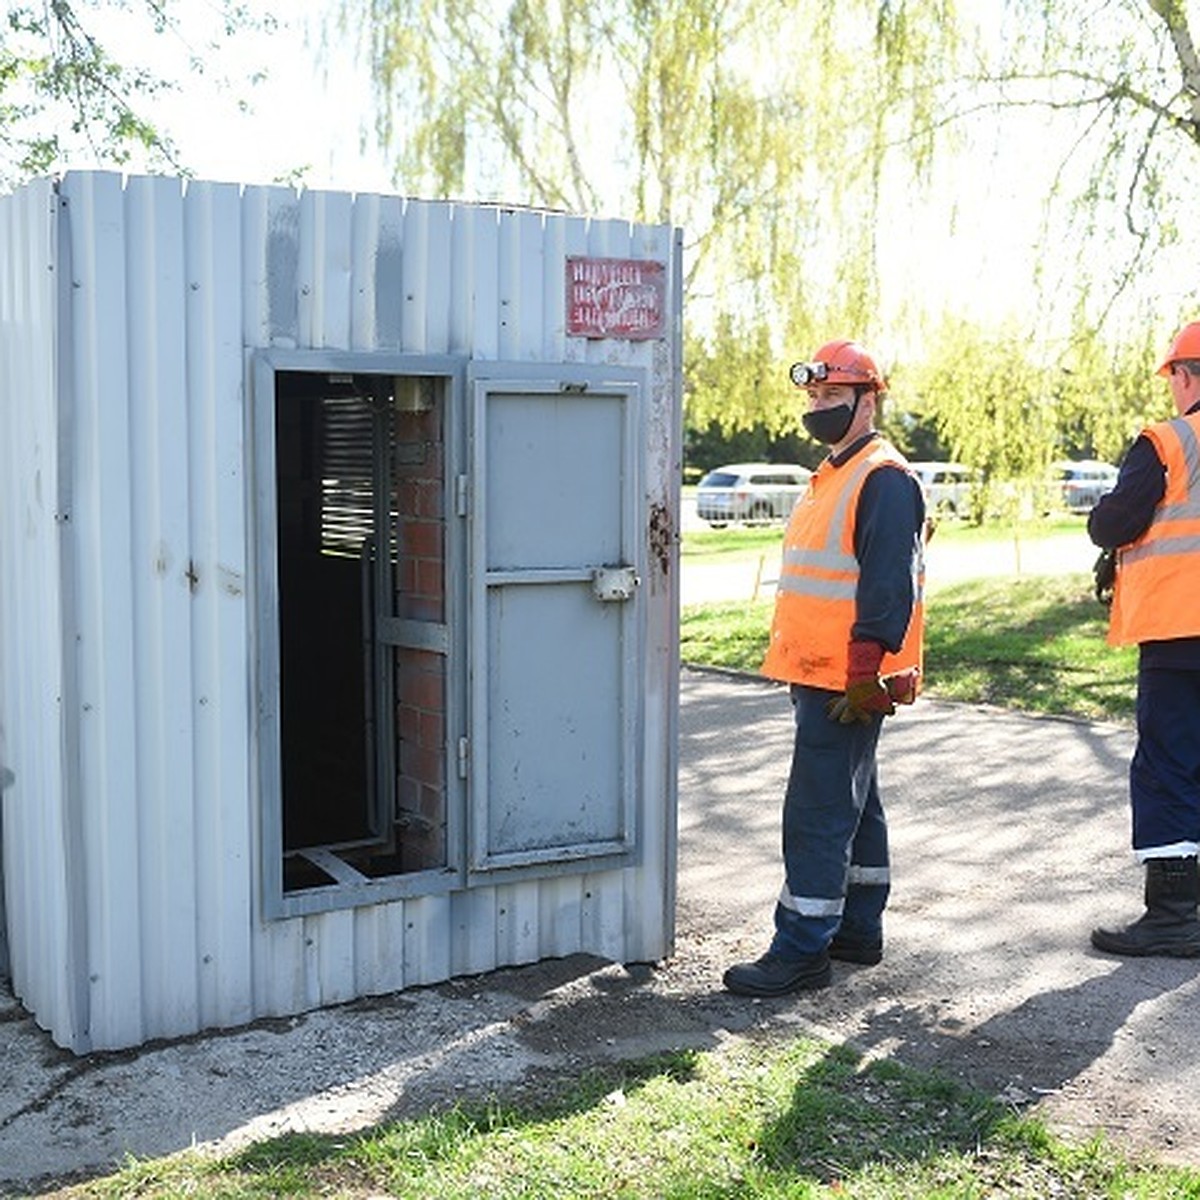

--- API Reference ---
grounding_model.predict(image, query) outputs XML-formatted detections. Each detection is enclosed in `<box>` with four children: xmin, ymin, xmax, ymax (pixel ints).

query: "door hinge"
<box><xmin>457</xmin><ymin>736</ymin><xmax>470</xmax><ymax>779</ymax></box>
<box><xmin>456</xmin><ymin>474</ymin><xmax>469</xmax><ymax>517</ymax></box>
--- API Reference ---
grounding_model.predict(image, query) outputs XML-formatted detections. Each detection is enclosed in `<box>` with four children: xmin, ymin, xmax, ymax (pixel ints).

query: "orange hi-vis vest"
<box><xmin>1108</xmin><ymin>411</ymin><xmax>1200</xmax><ymax>646</ymax></box>
<box><xmin>761</xmin><ymin>438</ymin><xmax>924</xmax><ymax>691</ymax></box>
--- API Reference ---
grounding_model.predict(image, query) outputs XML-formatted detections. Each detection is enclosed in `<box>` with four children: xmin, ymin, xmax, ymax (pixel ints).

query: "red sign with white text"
<box><xmin>565</xmin><ymin>256</ymin><xmax>666</xmax><ymax>340</ymax></box>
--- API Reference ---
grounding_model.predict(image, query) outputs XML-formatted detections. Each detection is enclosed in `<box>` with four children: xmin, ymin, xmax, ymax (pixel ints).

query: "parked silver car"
<box><xmin>1052</xmin><ymin>459</ymin><xmax>1119</xmax><ymax>512</ymax></box>
<box><xmin>695</xmin><ymin>462</ymin><xmax>811</xmax><ymax>527</ymax></box>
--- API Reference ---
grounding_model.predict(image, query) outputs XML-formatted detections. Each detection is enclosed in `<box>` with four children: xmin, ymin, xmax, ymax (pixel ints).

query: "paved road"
<box><xmin>674</xmin><ymin>669</ymin><xmax>1194</xmax><ymax>1165</ymax></box>
<box><xmin>6</xmin><ymin>667</ymin><xmax>1198</xmax><ymax>1192</ymax></box>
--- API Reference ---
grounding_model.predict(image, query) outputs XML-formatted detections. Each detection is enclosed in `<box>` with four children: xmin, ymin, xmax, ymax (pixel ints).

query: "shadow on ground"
<box><xmin>3</xmin><ymin>668</ymin><xmax>1198</xmax><ymax>1193</ymax></box>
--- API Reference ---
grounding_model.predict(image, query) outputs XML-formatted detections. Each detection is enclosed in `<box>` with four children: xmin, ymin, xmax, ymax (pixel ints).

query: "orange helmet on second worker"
<box><xmin>789</xmin><ymin>339</ymin><xmax>886</xmax><ymax>390</ymax></box>
<box><xmin>1155</xmin><ymin>321</ymin><xmax>1200</xmax><ymax>376</ymax></box>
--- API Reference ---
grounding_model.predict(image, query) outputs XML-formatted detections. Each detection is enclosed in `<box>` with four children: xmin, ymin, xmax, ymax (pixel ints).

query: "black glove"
<box><xmin>1093</xmin><ymin>548</ymin><xmax>1116</xmax><ymax>607</ymax></box>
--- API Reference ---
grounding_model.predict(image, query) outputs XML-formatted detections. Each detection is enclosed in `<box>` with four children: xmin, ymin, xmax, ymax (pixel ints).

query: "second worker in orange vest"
<box><xmin>1088</xmin><ymin>320</ymin><xmax>1200</xmax><ymax>959</ymax></box>
<box><xmin>723</xmin><ymin>339</ymin><xmax>927</xmax><ymax>997</ymax></box>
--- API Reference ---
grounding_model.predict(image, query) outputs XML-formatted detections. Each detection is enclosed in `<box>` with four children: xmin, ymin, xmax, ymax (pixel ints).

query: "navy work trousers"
<box><xmin>770</xmin><ymin>684</ymin><xmax>891</xmax><ymax>959</ymax></box>
<box><xmin>1131</xmin><ymin>665</ymin><xmax>1200</xmax><ymax>854</ymax></box>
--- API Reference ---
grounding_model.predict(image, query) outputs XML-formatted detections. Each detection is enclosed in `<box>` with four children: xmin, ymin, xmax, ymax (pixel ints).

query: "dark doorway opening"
<box><xmin>275</xmin><ymin>371</ymin><xmax>388</xmax><ymax>855</ymax></box>
<box><xmin>271</xmin><ymin>369</ymin><xmax>450</xmax><ymax>900</ymax></box>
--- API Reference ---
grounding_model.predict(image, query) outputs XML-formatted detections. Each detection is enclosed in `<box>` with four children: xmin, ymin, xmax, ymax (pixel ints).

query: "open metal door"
<box><xmin>468</xmin><ymin>369</ymin><xmax>643</xmax><ymax>876</ymax></box>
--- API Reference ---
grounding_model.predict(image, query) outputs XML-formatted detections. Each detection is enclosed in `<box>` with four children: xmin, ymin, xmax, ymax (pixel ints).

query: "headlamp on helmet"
<box><xmin>790</xmin><ymin>361</ymin><xmax>829</xmax><ymax>387</ymax></box>
<box><xmin>789</xmin><ymin>339</ymin><xmax>885</xmax><ymax>390</ymax></box>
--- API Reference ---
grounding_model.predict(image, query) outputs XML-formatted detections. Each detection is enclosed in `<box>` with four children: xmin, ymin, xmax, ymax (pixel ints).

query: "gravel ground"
<box><xmin>4</xmin><ymin>667</ymin><xmax>1199</xmax><ymax>1195</ymax></box>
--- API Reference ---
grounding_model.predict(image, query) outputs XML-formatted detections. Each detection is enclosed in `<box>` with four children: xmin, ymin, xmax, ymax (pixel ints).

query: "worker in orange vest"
<box><xmin>724</xmin><ymin>339</ymin><xmax>926</xmax><ymax>996</ymax></box>
<box><xmin>1088</xmin><ymin>321</ymin><xmax>1200</xmax><ymax>958</ymax></box>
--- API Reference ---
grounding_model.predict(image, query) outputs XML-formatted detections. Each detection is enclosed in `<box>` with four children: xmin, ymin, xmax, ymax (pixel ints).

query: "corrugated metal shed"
<box><xmin>0</xmin><ymin>172</ymin><xmax>682</xmax><ymax>1052</ymax></box>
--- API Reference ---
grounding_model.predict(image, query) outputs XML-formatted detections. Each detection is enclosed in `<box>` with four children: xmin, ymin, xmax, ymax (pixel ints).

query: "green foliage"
<box><xmin>684</xmin><ymin>316</ymin><xmax>798</xmax><ymax>436</ymax></box>
<box><xmin>1057</xmin><ymin>323</ymin><xmax>1169</xmax><ymax>461</ymax></box>
<box><xmin>1</xmin><ymin>1</ymin><xmax>263</xmax><ymax>186</ymax></box>
<box><xmin>684</xmin><ymin>313</ymin><xmax>1163</xmax><ymax>480</ymax></box>
<box><xmin>914</xmin><ymin>318</ymin><xmax>1059</xmax><ymax>509</ymax></box>
<box><xmin>902</xmin><ymin>316</ymin><xmax>1167</xmax><ymax>514</ymax></box>
<box><xmin>350</xmin><ymin>2</ymin><xmax>962</xmax><ymax>346</ymax></box>
<box><xmin>348</xmin><ymin>0</ymin><xmax>1200</xmax><ymax>477</ymax></box>
<box><xmin>685</xmin><ymin>421</ymin><xmax>824</xmax><ymax>474</ymax></box>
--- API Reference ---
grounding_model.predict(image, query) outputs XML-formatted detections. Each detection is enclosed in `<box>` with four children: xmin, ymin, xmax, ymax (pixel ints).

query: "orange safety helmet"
<box><xmin>789</xmin><ymin>339</ymin><xmax>886</xmax><ymax>390</ymax></box>
<box><xmin>1155</xmin><ymin>321</ymin><xmax>1200</xmax><ymax>376</ymax></box>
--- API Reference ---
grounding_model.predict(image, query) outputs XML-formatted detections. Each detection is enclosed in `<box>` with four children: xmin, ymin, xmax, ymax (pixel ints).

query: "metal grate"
<box><xmin>320</xmin><ymin>395</ymin><xmax>375</xmax><ymax>557</ymax></box>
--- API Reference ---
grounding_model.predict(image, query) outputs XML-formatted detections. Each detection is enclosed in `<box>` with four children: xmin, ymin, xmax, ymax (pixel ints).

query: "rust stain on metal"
<box><xmin>648</xmin><ymin>501</ymin><xmax>674</xmax><ymax>575</ymax></box>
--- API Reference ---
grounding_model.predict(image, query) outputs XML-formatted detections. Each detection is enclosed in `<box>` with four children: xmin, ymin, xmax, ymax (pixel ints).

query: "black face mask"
<box><xmin>802</xmin><ymin>394</ymin><xmax>860</xmax><ymax>444</ymax></box>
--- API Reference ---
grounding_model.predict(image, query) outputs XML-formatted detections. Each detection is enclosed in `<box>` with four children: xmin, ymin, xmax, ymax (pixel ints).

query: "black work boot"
<box><xmin>722</xmin><ymin>949</ymin><xmax>832</xmax><ymax>996</ymax></box>
<box><xmin>1091</xmin><ymin>856</ymin><xmax>1200</xmax><ymax>958</ymax></box>
<box><xmin>829</xmin><ymin>931</ymin><xmax>883</xmax><ymax>966</ymax></box>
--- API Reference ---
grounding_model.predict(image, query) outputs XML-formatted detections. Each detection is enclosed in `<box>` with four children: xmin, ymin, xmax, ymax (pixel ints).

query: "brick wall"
<box><xmin>392</xmin><ymin>396</ymin><xmax>447</xmax><ymax>871</ymax></box>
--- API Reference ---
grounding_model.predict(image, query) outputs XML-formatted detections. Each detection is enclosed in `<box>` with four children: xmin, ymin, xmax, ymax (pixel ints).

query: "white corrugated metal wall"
<box><xmin>0</xmin><ymin>177</ymin><xmax>78</xmax><ymax>1034</ymax></box>
<box><xmin>0</xmin><ymin>172</ymin><xmax>681</xmax><ymax>1052</ymax></box>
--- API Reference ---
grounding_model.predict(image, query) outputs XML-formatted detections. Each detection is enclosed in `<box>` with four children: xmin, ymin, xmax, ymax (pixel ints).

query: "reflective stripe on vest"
<box><xmin>760</xmin><ymin>439</ymin><xmax>924</xmax><ymax>690</ymax></box>
<box><xmin>776</xmin><ymin>454</ymin><xmax>873</xmax><ymax>600</ymax></box>
<box><xmin>1109</xmin><ymin>412</ymin><xmax>1200</xmax><ymax>645</ymax></box>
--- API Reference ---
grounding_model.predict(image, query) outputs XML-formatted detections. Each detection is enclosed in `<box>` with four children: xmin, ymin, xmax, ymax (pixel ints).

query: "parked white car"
<box><xmin>909</xmin><ymin>461</ymin><xmax>978</xmax><ymax>518</ymax></box>
<box><xmin>1051</xmin><ymin>459</ymin><xmax>1119</xmax><ymax>512</ymax></box>
<box><xmin>695</xmin><ymin>462</ymin><xmax>811</xmax><ymax>527</ymax></box>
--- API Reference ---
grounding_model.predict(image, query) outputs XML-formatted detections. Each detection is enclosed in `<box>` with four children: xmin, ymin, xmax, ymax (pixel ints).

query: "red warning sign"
<box><xmin>565</xmin><ymin>256</ymin><xmax>666</xmax><ymax>340</ymax></box>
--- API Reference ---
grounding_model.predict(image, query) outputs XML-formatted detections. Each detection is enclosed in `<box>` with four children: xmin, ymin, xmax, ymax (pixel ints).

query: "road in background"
<box><xmin>680</xmin><ymin>497</ymin><xmax>1099</xmax><ymax>605</ymax></box>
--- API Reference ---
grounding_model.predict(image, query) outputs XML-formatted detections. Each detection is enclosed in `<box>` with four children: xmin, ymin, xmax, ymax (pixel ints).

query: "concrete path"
<box><xmin>4</xmin><ymin>669</ymin><xmax>1197</xmax><ymax>1194</ymax></box>
<box><xmin>675</xmin><ymin>669</ymin><xmax>1196</xmax><ymax>1161</ymax></box>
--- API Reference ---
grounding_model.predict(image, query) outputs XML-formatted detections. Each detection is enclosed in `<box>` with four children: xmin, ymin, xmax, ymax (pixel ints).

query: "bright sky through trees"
<box><xmin>12</xmin><ymin>0</ymin><xmax>1200</xmax><ymax>467</ymax></box>
<box><xmin>27</xmin><ymin>0</ymin><xmax>1197</xmax><ymax>357</ymax></box>
<box><xmin>97</xmin><ymin>0</ymin><xmax>390</xmax><ymax>191</ymax></box>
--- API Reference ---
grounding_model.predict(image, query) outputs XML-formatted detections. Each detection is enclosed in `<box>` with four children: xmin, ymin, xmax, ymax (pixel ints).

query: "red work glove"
<box><xmin>883</xmin><ymin>667</ymin><xmax>920</xmax><ymax>705</ymax></box>
<box><xmin>826</xmin><ymin>640</ymin><xmax>895</xmax><ymax>725</ymax></box>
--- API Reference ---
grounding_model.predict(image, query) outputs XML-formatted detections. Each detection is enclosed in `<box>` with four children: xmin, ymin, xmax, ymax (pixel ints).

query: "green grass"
<box><xmin>923</xmin><ymin>574</ymin><xmax>1135</xmax><ymax>720</ymax></box>
<box><xmin>681</xmin><ymin>514</ymin><xmax>1088</xmax><ymax>564</ymax></box>
<box><xmin>681</xmin><ymin>524</ymin><xmax>1138</xmax><ymax>723</ymax></box>
<box><xmin>925</xmin><ymin>512</ymin><xmax>1086</xmax><ymax>544</ymax></box>
<box><xmin>681</xmin><ymin>524</ymin><xmax>785</xmax><ymax>563</ymax></box>
<box><xmin>50</xmin><ymin>1039</ymin><xmax>1200</xmax><ymax>1198</ymax></box>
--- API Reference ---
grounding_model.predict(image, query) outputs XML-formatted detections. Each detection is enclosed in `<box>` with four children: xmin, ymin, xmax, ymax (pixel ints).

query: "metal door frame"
<box><xmin>250</xmin><ymin>349</ymin><xmax>468</xmax><ymax>919</ymax></box>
